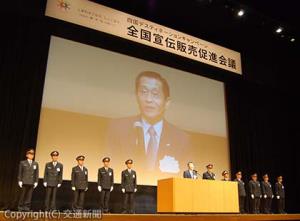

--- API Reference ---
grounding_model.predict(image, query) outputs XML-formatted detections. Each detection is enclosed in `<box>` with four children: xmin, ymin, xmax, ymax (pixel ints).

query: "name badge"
<box><xmin>57</xmin><ymin>168</ymin><xmax>60</xmax><ymax>172</ymax></box>
<box><xmin>282</xmin><ymin>186</ymin><xmax>284</xmax><ymax>189</ymax></box>
<box><xmin>109</xmin><ymin>172</ymin><xmax>112</xmax><ymax>176</ymax></box>
<box><xmin>85</xmin><ymin>171</ymin><xmax>87</xmax><ymax>175</ymax></box>
<box><xmin>258</xmin><ymin>183</ymin><xmax>260</xmax><ymax>187</ymax></box>
<box><xmin>47</xmin><ymin>167</ymin><xmax>51</xmax><ymax>169</ymax></box>
<box><xmin>33</xmin><ymin>165</ymin><xmax>37</xmax><ymax>170</ymax></box>
<box><xmin>133</xmin><ymin>174</ymin><xmax>135</xmax><ymax>178</ymax></box>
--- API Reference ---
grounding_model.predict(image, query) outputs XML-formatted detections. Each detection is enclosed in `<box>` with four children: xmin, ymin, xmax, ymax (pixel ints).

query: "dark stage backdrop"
<box><xmin>0</xmin><ymin>0</ymin><xmax>299</xmax><ymax>213</ymax></box>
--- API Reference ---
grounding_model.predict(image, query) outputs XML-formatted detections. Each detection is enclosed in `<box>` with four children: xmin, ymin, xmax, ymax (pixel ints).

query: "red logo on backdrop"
<box><xmin>57</xmin><ymin>0</ymin><xmax>70</xmax><ymax>11</ymax></box>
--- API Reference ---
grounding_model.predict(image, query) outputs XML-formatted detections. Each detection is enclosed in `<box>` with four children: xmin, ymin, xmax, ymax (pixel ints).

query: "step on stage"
<box><xmin>1</xmin><ymin>212</ymin><xmax>300</xmax><ymax>221</ymax></box>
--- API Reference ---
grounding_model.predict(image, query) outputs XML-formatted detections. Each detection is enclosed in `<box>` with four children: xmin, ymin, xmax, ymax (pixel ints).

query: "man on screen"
<box><xmin>105</xmin><ymin>71</ymin><xmax>190</xmax><ymax>174</ymax></box>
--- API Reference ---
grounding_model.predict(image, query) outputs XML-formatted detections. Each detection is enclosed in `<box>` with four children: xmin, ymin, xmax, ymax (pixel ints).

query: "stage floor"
<box><xmin>1</xmin><ymin>212</ymin><xmax>300</xmax><ymax>221</ymax></box>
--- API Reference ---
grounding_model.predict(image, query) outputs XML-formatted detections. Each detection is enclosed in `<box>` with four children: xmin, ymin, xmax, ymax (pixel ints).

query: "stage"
<box><xmin>1</xmin><ymin>212</ymin><xmax>300</xmax><ymax>221</ymax></box>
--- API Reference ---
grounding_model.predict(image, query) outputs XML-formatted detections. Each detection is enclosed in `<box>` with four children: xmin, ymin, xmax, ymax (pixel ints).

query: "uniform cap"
<box><xmin>50</xmin><ymin>151</ymin><xmax>59</xmax><ymax>156</ymax></box>
<box><xmin>206</xmin><ymin>164</ymin><xmax>213</xmax><ymax>169</ymax></box>
<box><xmin>125</xmin><ymin>159</ymin><xmax>133</xmax><ymax>164</ymax></box>
<box><xmin>222</xmin><ymin>170</ymin><xmax>229</xmax><ymax>176</ymax></box>
<box><xmin>102</xmin><ymin>157</ymin><xmax>110</xmax><ymax>162</ymax></box>
<box><xmin>26</xmin><ymin>149</ymin><xmax>35</xmax><ymax>155</ymax></box>
<box><xmin>76</xmin><ymin>155</ymin><xmax>85</xmax><ymax>161</ymax></box>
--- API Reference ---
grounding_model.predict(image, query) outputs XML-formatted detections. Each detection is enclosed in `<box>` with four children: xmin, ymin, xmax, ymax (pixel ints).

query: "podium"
<box><xmin>157</xmin><ymin>177</ymin><xmax>239</xmax><ymax>213</ymax></box>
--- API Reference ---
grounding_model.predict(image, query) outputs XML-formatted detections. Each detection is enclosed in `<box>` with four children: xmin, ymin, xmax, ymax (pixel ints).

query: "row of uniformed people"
<box><xmin>183</xmin><ymin>162</ymin><xmax>286</xmax><ymax>214</ymax></box>
<box><xmin>17</xmin><ymin>149</ymin><xmax>137</xmax><ymax>213</ymax></box>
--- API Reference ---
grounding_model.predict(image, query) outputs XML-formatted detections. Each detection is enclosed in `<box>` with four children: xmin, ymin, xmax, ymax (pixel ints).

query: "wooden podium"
<box><xmin>157</xmin><ymin>177</ymin><xmax>239</xmax><ymax>213</ymax></box>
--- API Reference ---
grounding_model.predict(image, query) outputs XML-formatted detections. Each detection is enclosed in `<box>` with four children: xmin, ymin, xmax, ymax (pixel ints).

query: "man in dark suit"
<box><xmin>248</xmin><ymin>173</ymin><xmax>262</xmax><ymax>214</ymax></box>
<box><xmin>183</xmin><ymin>162</ymin><xmax>198</xmax><ymax>179</ymax></box>
<box><xmin>121</xmin><ymin>159</ymin><xmax>137</xmax><ymax>214</ymax></box>
<box><xmin>17</xmin><ymin>148</ymin><xmax>39</xmax><ymax>211</ymax></box>
<box><xmin>221</xmin><ymin>170</ymin><xmax>230</xmax><ymax>181</ymax></box>
<box><xmin>202</xmin><ymin>164</ymin><xmax>216</xmax><ymax>180</ymax></box>
<box><xmin>97</xmin><ymin>157</ymin><xmax>114</xmax><ymax>213</ymax></box>
<box><xmin>43</xmin><ymin>151</ymin><xmax>63</xmax><ymax>211</ymax></box>
<box><xmin>105</xmin><ymin>71</ymin><xmax>191</xmax><ymax>175</ymax></box>
<box><xmin>261</xmin><ymin>174</ymin><xmax>274</xmax><ymax>214</ymax></box>
<box><xmin>234</xmin><ymin>171</ymin><xmax>246</xmax><ymax>214</ymax></box>
<box><xmin>71</xmin><ymin>155</ymin><xmax>88</xmax><ymax>211</ymax></box>
<box><xmin>275</xmin><ymin>175</ymin><xmax>286</xmax><ymax>214</ymax></box>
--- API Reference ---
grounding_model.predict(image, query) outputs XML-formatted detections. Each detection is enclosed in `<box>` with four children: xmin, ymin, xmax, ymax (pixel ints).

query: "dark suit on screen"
<box><xmin>105</xmin><ymin>116</ymin><xmax>191</xmax><ymax>175</ymax></box>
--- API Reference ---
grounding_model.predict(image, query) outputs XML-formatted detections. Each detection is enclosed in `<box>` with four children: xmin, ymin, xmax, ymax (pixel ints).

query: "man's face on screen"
<box><xmin>137</xmin><ymin>76</ymin><xmax>169</xmax><ymax>123</ymax></box>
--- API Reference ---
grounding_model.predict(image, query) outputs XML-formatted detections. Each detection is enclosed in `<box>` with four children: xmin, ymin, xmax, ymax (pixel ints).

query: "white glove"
<box><xmin>18</xmin><ymin>181</ymin><xmax>23</xmax><ymax>188</ymax></box>
<box><xmin>251</xmin><ymin>194</ymin><xmax>254</xmax><ymax>199</ymax></box>
<box><xmin>72</xmin><ymin>187</ymin><xmax>76</xmax><ymax>191</ymax></box>
<box><xmin>85</xmin><ymin>187</ymin><xmax>88</xmax><ymax>191</ymax></box>
<box><xmin>110</xmin><ymin>186</ymin><xmax>113</xmax><ymax>192</ymax></box>
<box><xmin>34</xmin><ymin>182</ymin><xmax>38</xmax><ymax>189</ymax></box>
<box><xmin>277</xmin><ymin>195</ymin><xmax>280</xmax><ymax>199</ymax></box>
<box><xmin>43</xmin><ymin>182</ymin><xmax>47</xmax><ymax>187</ymax></box>
<box><xmin>121</xmin><ymin>188</ymin><xmax>125</xmax><ymax>193</ymax></box>
<box><xmin>264</xmin><ymin>194</ymin><xmax>267</xmax><ymax>199</ymax></box>
<box><xmin>134</xmin><ymin>188</ymin><xmax>137</xmax><ymax>193</ymax></box>
<box><xmin>57</xmin><ymin>184</ymin><xmax>61</xmax><ymax>188</ymax></box>
<box><xmin>98</xmin><ymin>186</ymin><xmax>102</xmax><ymax>192</ymax></box>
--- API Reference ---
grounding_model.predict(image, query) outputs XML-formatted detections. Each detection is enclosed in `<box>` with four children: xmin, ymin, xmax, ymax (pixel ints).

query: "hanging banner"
<box><xmin>46</xmin><ymin>0</ymin><xmax>242</xmax><ymax>74</ymax></box>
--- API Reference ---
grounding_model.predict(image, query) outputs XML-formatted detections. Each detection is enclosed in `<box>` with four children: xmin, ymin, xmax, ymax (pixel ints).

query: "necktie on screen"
<box><xmin>146</xmin><ymin>126</ymin><xmax>158</xmax><ymax>171</ymax></box>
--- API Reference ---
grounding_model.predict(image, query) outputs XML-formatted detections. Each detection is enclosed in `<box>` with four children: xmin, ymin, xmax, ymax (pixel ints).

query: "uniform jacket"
<box><xmin>97</xmin><ymin>167</ymin><xmax>114</xmax><ymax>190</ymax></box>
<box><xmin>43</xmin><ymin>162</ymin><xmax>63</xmax><ymax>187</ymax></box>
<box><xmin>18</xmin><ymin>160</ymin><xmax>39</xmax><ymax>185</ymax></box>
<box><xmin>71</xmin><ymin>165</ymin><xmax>88</xmax><ymax>190</ymax></box>
<box><xmin>121</xmin><ymin>169</ymin><xmax>137</xmax><ymax>192</ymax></box>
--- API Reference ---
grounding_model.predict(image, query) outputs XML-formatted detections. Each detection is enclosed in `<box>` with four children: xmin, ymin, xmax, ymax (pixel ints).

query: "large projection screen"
<box><xmin>35</xmin><ymin>36</ymin><xmax>229</xmax><ymax>185</ymax></box>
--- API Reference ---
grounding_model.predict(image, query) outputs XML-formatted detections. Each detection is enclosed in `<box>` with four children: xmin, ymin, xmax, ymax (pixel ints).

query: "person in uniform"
<box><xmin>17</xmin><ymin>148</ymin><xmax>39</xmax><ymax>211</ymax></box>
<box><xmin>221</xmin><ymin>170</ymin><xmax>230</xmax><ymax>181</ymax></box>
<box><xmin>261</xmin><ymin>174</ymin><xmax>274</xmax><ymax>214</ymax></box>
<box><xmin>97</xmin><ymin>157</ymin><xmax>114</xmax><ymax>213</ymax></box>
<box><xmin>275</xmin><ymin>175</ymin><xmax>286</xmax><ymax>214</ymax></box>
<box><xmin>183</xmin><ymin>162</ymin><xmax>198</xmax><ymax>179</ymax></box>
<box><xmin>234</xmin><ymin>171</ymin><xmax>246</xmax><ymax>214</ymax></box>
<box><xmin>248</xmin><ymin>173</ymin><xmax>262</xmax><ymax>214</ymax></box>
<box><xmin>202</xmin><ymin>164</ymin><xmax>215</xmax><ymax>180</ymax></box>
<box><xmin>121</xmin><ymin>159</ymin><xmax>137</xmax><ymax>214</ymax></box>
<box><xmin>43</xmin><ymin>151</ymin><xmax>63</xmax><ymax>211</ymax></box>
<box><xmin>71</xmin><ymin>155</ymin><xmax>88</xmax><ymax>211</ymax></box>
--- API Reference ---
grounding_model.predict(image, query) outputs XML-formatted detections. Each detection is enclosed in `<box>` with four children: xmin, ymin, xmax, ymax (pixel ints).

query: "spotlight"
<box><xmin>275</xmin><ymin>27</ymin><xmax>283</xmax><ymax>33</ymax></box>
<box><xmin>237</xmin><ymin>9</ymin><xmax>244</xmax><ymax>17</ymax></box>
<box><xmin>290</xmin><ymin>38</ymin><xmax>295</xmax><ymax>42</ymax></box>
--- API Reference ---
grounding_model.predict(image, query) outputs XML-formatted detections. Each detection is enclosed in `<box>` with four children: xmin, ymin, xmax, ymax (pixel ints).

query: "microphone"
<box><xmin>133</xmin><ymin>121</ymin><xmax>144</xmax><ymax>147</ymax></box>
